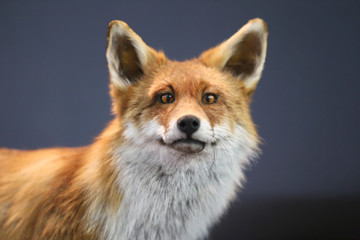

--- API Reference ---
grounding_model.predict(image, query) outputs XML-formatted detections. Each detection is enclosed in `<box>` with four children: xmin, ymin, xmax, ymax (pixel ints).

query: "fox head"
<box><xmin>105</xmin><ymin>19</ymin><xmax>268</xmax><ymax>167</ymax></box>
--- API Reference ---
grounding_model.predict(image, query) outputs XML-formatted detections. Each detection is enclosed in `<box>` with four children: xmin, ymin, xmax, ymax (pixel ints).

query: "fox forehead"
<box><xmin>147</xmin><ymin>60</ymin><xmax>240</xmax><ymax>98</ymax></box>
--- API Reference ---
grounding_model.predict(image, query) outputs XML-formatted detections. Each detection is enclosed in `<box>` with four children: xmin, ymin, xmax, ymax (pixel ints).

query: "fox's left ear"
<box><xmin>199</xmin><ymin>18</ymin><xmax>268</xmax><ymax>96</ymax></box>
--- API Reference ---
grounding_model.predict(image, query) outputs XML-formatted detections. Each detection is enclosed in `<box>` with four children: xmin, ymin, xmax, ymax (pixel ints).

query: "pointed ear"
<box><xmin>199</xmin><ymin>18</ymin><xmax>268</xmax><ymax>95</ymax></box>
<box><xmin>106</xmin><ymin>21</ymin><xmax>157</xmax><ymax>89</ymax></box>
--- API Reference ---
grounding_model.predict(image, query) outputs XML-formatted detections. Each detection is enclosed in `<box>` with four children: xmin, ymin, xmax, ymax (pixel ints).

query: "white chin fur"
<box><xmin>122</xmin><ymin>119</ymin><xmax>258</xmax><ymax>164</ymax></box>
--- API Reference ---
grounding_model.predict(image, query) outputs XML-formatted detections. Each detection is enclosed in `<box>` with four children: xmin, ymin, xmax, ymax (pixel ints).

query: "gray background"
<box><xmin>1</xmin><ymin>0</ymin><xmax>359</xmax><ymax>239</ymax></box>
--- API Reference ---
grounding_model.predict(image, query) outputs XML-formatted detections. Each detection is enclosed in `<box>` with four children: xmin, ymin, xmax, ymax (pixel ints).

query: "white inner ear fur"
<box><xmin>106</xmin><ymin>21</ymin><xmax>154</xmax><ymax>89</ymax></box>
<box><xmin>208</xmin><ymin>18</ymin><xmax>268</xmax><ymax>91</ymax></box>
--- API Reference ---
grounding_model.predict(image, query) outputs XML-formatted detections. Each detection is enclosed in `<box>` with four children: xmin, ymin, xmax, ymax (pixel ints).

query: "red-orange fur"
<box><xmin>0</xmin><ymin>119</ymin><xmax>128</xmax><ymax>239</ymax></box>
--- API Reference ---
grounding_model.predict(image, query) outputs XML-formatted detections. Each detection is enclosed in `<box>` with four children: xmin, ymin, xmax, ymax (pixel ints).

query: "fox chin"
<box><xmin>0</xmin><ymin>18</ymin><xmax>268</xmax><ymax>240</ymax></box>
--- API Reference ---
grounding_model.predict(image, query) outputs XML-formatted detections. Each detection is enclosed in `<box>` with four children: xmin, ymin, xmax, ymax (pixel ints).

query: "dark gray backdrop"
<box><xmin>1</xmin><ymin>0</ymin><xmax>359</xmax><ymax>239</ymax></box>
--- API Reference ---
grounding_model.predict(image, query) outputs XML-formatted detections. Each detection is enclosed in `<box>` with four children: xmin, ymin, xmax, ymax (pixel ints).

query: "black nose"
<box><xmin>177</xmin><ymin>115</ymin><xmax>200</xmax><ymax>138</ymax></box>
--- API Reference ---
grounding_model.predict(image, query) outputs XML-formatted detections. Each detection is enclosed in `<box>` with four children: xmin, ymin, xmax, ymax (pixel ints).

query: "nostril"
<box><xmin>179</xmin><ymin>121</ymin><xmax>186</xmax><ymax>129</ymax></box>
<box><xmin>192</xmin><ymin>120</ymin><xmax>199</xmax><ymax>128</ymax></box>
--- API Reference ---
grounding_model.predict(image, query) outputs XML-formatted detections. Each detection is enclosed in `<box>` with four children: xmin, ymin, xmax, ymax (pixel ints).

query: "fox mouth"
<box><xmin>161</xmin><ymin>139</ymin><xmax>206</xmax><ymax>153</ymax></box>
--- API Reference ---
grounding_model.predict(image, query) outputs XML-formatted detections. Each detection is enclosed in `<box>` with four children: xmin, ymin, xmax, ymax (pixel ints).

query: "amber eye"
<box><xmin>202</xmin><ymin>93</ymin><xmax>217</xmax><ymax>105</ymax></box>
<box><xmin>160</xmin><ymin>93</ymin><xmax>175</xmax><ymax>104</ymax></box>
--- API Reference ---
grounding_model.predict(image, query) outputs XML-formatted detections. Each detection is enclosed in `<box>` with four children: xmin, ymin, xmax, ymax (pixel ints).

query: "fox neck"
<box><xmin>84</xmin><ymin>119</ymin><xmax>253</xmax><ymax>240</ymax></box>
<box><xmin>107</xmin><ymin>145</ymin><xmax>243</xmax><ymax>240</ymax></box>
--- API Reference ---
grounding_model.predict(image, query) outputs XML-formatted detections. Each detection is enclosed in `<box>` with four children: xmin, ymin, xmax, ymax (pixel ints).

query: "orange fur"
<box><xmin>0</xmin><ymin>120</ymin><xmax>126</xmax><ymax>239</ymax></box>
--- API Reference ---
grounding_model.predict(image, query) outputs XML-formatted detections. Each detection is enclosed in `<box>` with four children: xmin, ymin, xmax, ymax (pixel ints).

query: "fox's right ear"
<box><xmin>106</xmin><ymin>21</ymin><xmax>160</xmax><ymax>89</ymax></box>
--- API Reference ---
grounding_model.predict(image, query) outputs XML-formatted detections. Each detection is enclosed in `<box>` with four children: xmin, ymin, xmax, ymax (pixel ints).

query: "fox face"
<box><xmin>106</xmin><ymin>19</ymin><xmax>267</xmax><ymax>168</ymax></box>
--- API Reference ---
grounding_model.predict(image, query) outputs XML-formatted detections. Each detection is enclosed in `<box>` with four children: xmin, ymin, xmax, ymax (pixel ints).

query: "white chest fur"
<box><xmin>99</xmin><ymin>142</ymin><xmax>248</xmax><ymax>240</ymax></box>
<box><xmin>90</xmin><ymin>121</ymin><xmax>259</xmax><ymax>240</ymax></box>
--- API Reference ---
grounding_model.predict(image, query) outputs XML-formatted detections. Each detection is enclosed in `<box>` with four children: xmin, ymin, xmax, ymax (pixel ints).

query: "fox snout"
<box><xmin>169</xmin><ymin>115</ymin><xmax>204</xmax><ymax>153</ymax></box>
<box><xmin>177</xmin><ymin>115</ymin><xmax>200</xmax><ymax>138</ymax></box>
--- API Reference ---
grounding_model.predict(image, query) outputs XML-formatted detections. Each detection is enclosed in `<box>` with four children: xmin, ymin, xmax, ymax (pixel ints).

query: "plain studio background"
<box><xmin>0</xmin><ymin>1</ymin><xmax>359</xmax><ymax>239</ymax></box>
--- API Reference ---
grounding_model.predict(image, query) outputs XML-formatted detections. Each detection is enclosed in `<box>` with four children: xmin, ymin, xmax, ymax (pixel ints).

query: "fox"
<box><xmin>0</xmin><ymin>18</ymin><xmax>268</xmax><ymax>240</ymax></box>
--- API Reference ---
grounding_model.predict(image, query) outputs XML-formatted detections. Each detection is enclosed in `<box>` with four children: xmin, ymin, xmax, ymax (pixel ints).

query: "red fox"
<box><xmin>0</xmin><ymin>18</ymin><xmax>268</xmax><ymax>240</ymax></box>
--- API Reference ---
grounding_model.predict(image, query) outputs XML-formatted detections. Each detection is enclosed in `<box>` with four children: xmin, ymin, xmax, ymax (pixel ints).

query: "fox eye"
<box><xmin>202</xmin><ymin>93</ymin><xmax>217</xmax><ymax>105</ymax></box>
<box><xmin>159</xmin><ymin>93</ymin><xmax>175</xmax><ymax>104</ymax></box>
